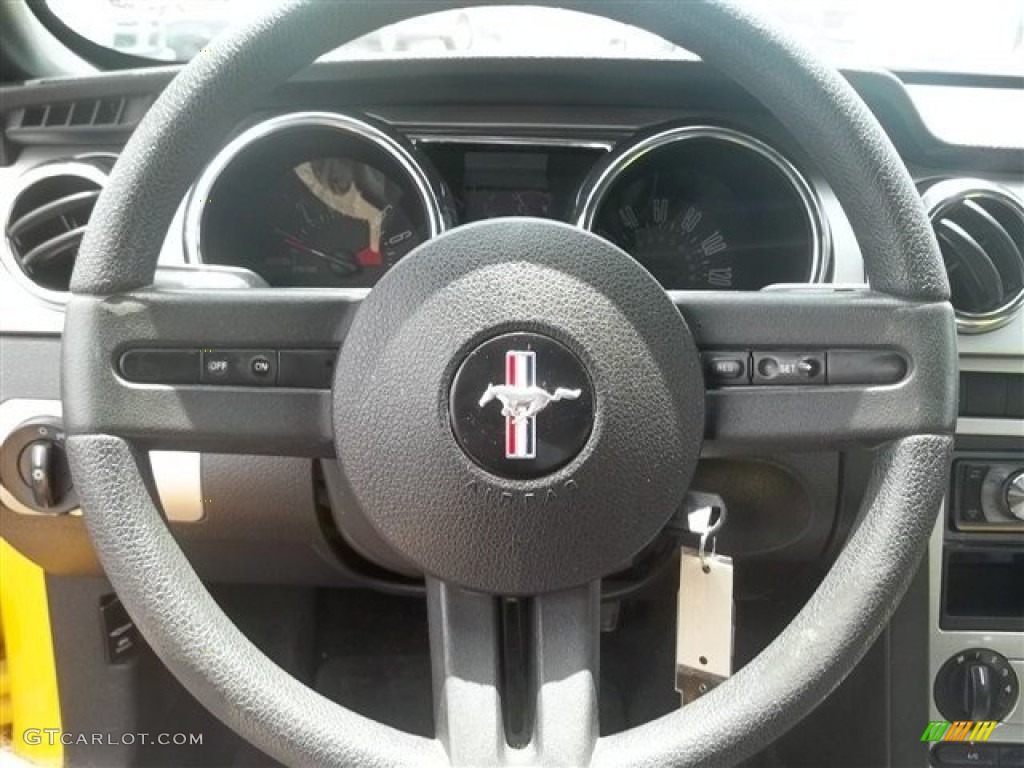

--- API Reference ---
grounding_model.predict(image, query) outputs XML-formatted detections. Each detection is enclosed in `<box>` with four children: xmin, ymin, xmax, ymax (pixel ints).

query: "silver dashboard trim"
<box><xmin>410</xmin><ymin>133</ymin><xmax>614</xmax><ymax>152</ymax></box>
<box><xmin>183</xmin><ymin>111</ymin><xmax>448</xmax><ymax>270</ymax></box>
<box><xmin>921</xmin><ymin>178</ymin><xmax>1024</xmax><ymax>335</ymax></box>
<box><xmin>573</xmin><ymin>124</ymin><xmax>831</xmax><ymax>286</ymax></box>
<box><xmin>959</xmin><ymin>356</ymin><xmax>1024</xmax><ymax>375</ymax></box>
<box><xmin>1</xmin><ymin>159</ymin><xmax>111</xmax><ymax>308</ymax></box>
<box><xmin>957</xmin><ymin>418</ymin><xmax>1024</xmax><ymax>438</ymax></box>
<box><xmin>928</xmin><ymin>516</ymin><xmax>1023</xmax><ymax>742</ymax></box>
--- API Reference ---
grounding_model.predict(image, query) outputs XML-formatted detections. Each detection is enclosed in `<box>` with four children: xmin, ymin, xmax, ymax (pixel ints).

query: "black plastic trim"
<box><xmin>939</xmin><ymin>548</ymin><xmax>1024</xmax><ymax>633</ymax></box>
<box><xmin>676</xmin><ymin>290</ymin><xmax>956</xmax><ymax>445</ymax></box>
<box><xmin>62</xmin><ymin>290</ymin><xmax>356</xmax><ymax>456</ymax></box>
<box><xmin>0</xmin><ymin>61</ymin><xmax>1020</xmax><ymax>172</ymax></box>
<box><xmin>60</xmin><ymin>286</ymin><xmax>955</xmax><ymax>456</ymax></box>
<box><xmin>7</xmin><ymin>189</ymin><xmax>99</xmax><ymax>238</ymax></box>
<box><xmin>887</xmin><ymin>552</ymin><xmax>931</xmax><ymax>768</ymax></box>
<box><xmin>19</xmin><ymin>224</ymin><xmax>85</xmax><ymax>269</ymax></box>
<box><xmin>959</xmin><ymin>372</ymin><xmax>1024</xmax><ymax>419</ymax></box>
<box><xmin>937</xmin><ymin>219</ymin><xmax>1004</xmax><ymax>312</ymax></box>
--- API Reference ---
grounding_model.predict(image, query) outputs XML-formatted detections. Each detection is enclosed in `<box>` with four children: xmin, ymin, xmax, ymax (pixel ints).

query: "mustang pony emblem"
<box><xmin>478</xmin><ymin>384</ymin><xmax>582</xmax><ymax>423</ymax></box>
<box><xmin>479</xmin><ymin>350</ymin><xmax>581</xmax><ymax>459</ymax></box>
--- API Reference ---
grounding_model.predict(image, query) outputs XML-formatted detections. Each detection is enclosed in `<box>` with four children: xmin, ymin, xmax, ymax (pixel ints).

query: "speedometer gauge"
<box><xmin>595</xmin><ymin>171</ymin><xmax>739</xmax><ymax>290</ymax></box>
<box><xmin>185</xmin><ymin>112</ymin><xmax>448</xmax><ymax>288</ymax></box>
<box><xmin>630</xmin><ymin>204</ymin><xmax>733</xmax><ymax>288</ymax></box>
<box><xmin>576</xmin><ymin>125</ymin><xmax>829</xmax><ymax>291</ymax></box>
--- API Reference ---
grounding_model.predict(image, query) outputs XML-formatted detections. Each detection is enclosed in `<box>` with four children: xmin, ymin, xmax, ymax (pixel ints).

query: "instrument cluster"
<box><xmin>186</xmin><ymin>114</ymin><xmax>830</xmax><ymax>291</ymax></box>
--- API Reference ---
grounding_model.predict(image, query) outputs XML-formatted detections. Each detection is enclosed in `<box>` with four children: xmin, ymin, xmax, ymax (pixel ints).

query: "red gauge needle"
<box><xmin>274</xmin><ymin>228</ymin><xmax>350</xmax><ymax>268</ymax></box>
<box><xmin>355</xmin><ymin>247</ymin><xmax>382</xmax><ymax>266</ymax></box>
<box><xmin>276</xmin><ymin>230</ymin><xmax>328</xmax><ymax>259</ymax></box>
<box><xmin>274</xmin><ymin>228</ymin><xmax>379</xmax><ymax>270</ymax></box>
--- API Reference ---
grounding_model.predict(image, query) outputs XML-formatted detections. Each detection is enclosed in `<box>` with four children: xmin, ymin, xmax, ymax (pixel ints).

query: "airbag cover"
<box><xmin>333</xmin><ymin>218</ymin><xmax>703</xmax><ymax>594</ymax></box>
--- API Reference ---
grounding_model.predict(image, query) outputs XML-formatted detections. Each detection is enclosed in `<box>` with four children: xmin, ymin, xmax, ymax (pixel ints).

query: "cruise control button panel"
<box><xmin>702</xmin><ymin>351</ymin><xmax>750</xmax><ymax>387</ymax></box>
<box><xmin>119</xmin><ymin>349</ymin><xmax>200</xmax><ymax>384</ymax></box>
<box><xmin>828</xmin><ymin>350</ymin><xmax>906</xmax><ymax>385</ymax></box>
<box><xmin>119</xmin><ymin>345</ymin><xmax>903</xmax><ymax>392</ymax></box>
<box><xmin>701</xmin><ymin>348</ymin><xmax>908</xmax><ymax>388</ymax></box>
<box><xmin>201</xmin><ymin>349</ymin><xmax>277</xmax><ymax>386</ymax></box>
<box><xmin>753</xmin><ymin>351</ymin><xmax>826</xmax><ymax>385</ymax></box>
<box><xmin>278</xmin><ymin>350</ymin><xmax>337</xmax><ymax>389</ymax></box>
<box><xmin>118</xmin><ymin>348</ymin><xmax>336</xmax><ymax>389</ymax></box>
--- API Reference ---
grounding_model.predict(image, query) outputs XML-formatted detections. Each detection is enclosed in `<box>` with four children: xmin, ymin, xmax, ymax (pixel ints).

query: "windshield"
<box><xmin>45</xmin><ymin>1</ymin><xmax>1024</xmax><ymax>77</ymax></box>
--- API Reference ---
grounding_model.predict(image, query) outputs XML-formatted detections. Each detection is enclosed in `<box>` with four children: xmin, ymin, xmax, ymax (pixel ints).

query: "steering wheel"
<box><xmin>62</xmin><ymin>2</ymin><xmax>956</xmax><ymax>766</ymax></box>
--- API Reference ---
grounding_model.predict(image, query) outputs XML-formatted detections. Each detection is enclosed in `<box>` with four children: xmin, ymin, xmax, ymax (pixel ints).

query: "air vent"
<box><xmin>922</xmin><ymin>179</ymin><xmax>1024</xmax><ymax>333</ymax></box>
<box><xmin>4</xmin><ymin>162</ymin><xmax>108</xmax><ymax>299</ymax></box>
<box><xmin>18</xmin><ymin>97</ymin><xmax>126</xmax><ymax>129</ymax></box>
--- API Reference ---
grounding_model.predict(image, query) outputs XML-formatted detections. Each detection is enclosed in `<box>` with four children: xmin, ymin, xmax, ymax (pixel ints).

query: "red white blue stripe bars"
<box><xmin>505</xmin><ymin>350</ymin><xmax>536</xmax><ymax>459</ymax></box>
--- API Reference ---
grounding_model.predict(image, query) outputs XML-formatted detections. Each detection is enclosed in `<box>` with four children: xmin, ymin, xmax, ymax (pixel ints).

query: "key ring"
<box><xmin>697</xmin><ymin>506</ymin><xmax>726</xmax><ymax>572</ymax></box>
<box><xmin>683</xmin><ymin>492</ymin><xmax>728</xmax><ymax>573</ymax></box>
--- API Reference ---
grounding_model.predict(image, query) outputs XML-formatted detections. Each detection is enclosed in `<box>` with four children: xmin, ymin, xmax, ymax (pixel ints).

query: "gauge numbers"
<box><xmin>599</xmin><ymin>177</ymin><xmax>738</xmax><ymax>290</ymax></box>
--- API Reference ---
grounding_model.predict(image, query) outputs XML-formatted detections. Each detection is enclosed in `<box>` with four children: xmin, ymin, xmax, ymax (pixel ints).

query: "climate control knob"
<box><xmin>935</xmin><ymin>648</ymin><xmax>1019</xmax><ymax>722</ymax></box>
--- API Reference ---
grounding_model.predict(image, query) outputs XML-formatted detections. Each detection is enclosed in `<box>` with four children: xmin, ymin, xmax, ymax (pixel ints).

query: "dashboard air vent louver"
<box><xmin>922</xmin><ymin>179</ymin><xmax>1024</xmax><ymax>333</ymax></box>
<box><xmin>4</xmin><ymin>161</ymin><xmax>109</xmax><ymax>298</ymax></box>
<box><xmin>18</xmin><ymin>97</ymin><xmax>127</xmax><ymax>129</ymax></box>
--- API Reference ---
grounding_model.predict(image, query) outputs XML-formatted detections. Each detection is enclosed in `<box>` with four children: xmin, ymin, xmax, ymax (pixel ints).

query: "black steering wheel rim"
<box><xmin>62</xmin><ymin>2</ymin><xmax>956</xmax><ymax>766</ymax></box>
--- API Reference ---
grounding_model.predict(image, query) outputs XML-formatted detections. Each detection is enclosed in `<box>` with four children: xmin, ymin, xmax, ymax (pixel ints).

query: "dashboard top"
<box><xmin>2</xmin><ymin>59</ymin><xmax>1022</xmax><ymax>156</ymax></box>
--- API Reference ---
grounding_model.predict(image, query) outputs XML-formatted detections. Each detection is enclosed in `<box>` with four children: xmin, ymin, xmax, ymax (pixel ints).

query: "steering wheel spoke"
<box><xmin>677</xmin><ymin>288</ymin><xmax>956</xmax><ymax>447</ymax></box>
<box><xmin>428</xmin><ymin>579</ymin><xmax>601</xmax><ymax>767</ymax></box>
<box><xmin>63</xmin><ymin>288</ymin><xmax>359</xmax><ymax>456</ymax></box>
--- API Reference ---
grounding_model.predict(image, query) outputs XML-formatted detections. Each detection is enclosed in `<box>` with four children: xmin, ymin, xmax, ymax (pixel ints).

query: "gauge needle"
<box><xmin>274</xmin><ymin>228</ymin><xmax>349</xmax><ymax>267</ymax></box>
<box><xmin>355</xmin><ymin>247</ymin><xmax>382</xmax><ymax>267</ymax></box>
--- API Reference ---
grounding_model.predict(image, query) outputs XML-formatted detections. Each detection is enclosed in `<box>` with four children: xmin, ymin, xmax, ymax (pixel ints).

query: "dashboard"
<box><xmin>0</xmin><ymin>55</ymin><xmax>1022</xmax><ymax>768</ymax></box>
<box><xmin>183</xmin><ymin>110</ymin><xmax>828</xmax><ymax>291</ymax></box>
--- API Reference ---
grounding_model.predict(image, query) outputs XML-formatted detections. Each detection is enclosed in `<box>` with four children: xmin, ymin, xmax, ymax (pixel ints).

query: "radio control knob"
<box><xmin>1003</xmin><ymin>471</ymin><xmax>1024</xmax><ymax>521</ymax></box>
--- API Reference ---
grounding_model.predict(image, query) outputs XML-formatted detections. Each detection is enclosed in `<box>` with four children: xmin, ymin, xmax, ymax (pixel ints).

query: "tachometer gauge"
<box><xmin>576</xmin><ymin>125</ymin><xmax>829</xmax><ymax>291</ymax></box>
<box><xmin>259</xmin><ymin>158</ymin><xmax>425</xmax><ymax>287</ymax></box>
<box><xmin>186</xmin><ymin>112</ymin><xmax>447</xmax><ymax>288</ymax></box>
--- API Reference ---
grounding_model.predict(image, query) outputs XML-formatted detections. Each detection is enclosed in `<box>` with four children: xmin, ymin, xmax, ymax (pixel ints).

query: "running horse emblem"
<box><xmin>479</xmin><ymin>350</ymin><xmax>581</xmax><ymax>460</ymax></box>
<box><xmin>478</xmin><ymin>384</ymin><xmax>582</xmax><ymax>423</ymax></box>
